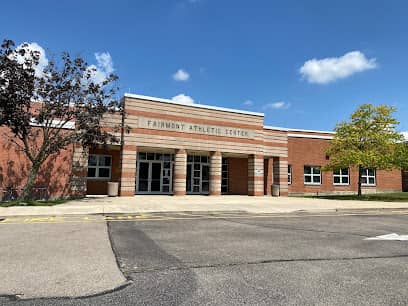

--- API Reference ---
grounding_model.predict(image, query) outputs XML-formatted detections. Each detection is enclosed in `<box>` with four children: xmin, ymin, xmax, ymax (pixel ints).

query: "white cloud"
<box><xmin>172</xmin><ymin>69</ymin><xmax>190</xmax><ymax>81</ymax></box>
<box><xmin>86</xmin><ymin>52</ymin><xmax>114</xmax><ymax>85</ymax></box>
<box><xmin>263</xmin><ymin>101</ymin><xmax>291</xmax><ymax>110</ymax></box>
<box><xmin>402</xmin><ymin>131</ymin><xmax>408</xmax><ymax>141</ymax></box>
<box><xmin>15</xmin><ymin>42</ymin><xmax>49</xmax><ymax>77</ymax></box>
<box><xmin>299</xmin><ymin>51</ymin><xmax>377</xmax><ymax>84</ymax></box>
<box><xmin>243</xmin><ymin>100</ymin><xmax>254</xmax><ymax>106</ymax></box>
<box><xmin>171</xmin><ymin>93</ymin><xmax>195</xmax><ymax>104</ymax></box>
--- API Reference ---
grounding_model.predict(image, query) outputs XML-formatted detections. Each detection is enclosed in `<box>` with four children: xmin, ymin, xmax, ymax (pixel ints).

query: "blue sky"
<box><xmin>1</xmin><ymin>0</ymin><xmax>408</xmax><ymax>132</ymax></box>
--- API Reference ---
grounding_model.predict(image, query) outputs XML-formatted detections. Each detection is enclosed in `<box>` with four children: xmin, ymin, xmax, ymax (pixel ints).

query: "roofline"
<box><xmin>263</xmin><ymin>125</ymin><xmax>335</xmax><ymax>135</ymax></box>
<box><xmin>124</xmin><ymin>93</ymin><xmax>265</xmax><ymax>117</ymax></box>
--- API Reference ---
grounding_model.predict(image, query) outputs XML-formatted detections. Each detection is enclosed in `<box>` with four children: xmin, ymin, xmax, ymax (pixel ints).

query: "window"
<box><xmin>87</xmin><ymin>155</ymin><xmax>112</xmax><ymax>179</ymax></box>
<box><xmin>304</xmin><ymin>166</ymin><xmax>321</xmax><ymax>185</ymax></box>
<box><xmin>361</xmin><ymin>168</ymin><xmax>376</xmax><ymax>186</ymax></box>
<box><xmin>333</xmin><ymin>168</ymin><xmax>349</xmax><ymax>185</ymax></box>
<box><xmin>221</xmin><ymin>158</ymin><xmax>228</xmax><ymax>193</ymax></box>
<box><xmin>288</xmin><ymin>165</ymin><xmax>292</xmax><ymax>185</ymax></box>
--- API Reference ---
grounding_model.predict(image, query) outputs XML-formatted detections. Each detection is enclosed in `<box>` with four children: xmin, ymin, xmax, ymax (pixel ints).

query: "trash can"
<box><xmin>107</xmin><ymin>182</ymin><xmax>119</xmax><ymax>197</ymax></box>
<box><xmin>272</xmin><ymin>185</ymin><xmax>280</xmax><ymax>197</ymax></box>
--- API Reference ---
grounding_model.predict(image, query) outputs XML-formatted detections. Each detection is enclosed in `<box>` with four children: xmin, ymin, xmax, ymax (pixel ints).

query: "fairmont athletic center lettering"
<box><xmin>138</xmin><ymin>117</ymin><xmax>254</xmax><ymax>139</ymax></box>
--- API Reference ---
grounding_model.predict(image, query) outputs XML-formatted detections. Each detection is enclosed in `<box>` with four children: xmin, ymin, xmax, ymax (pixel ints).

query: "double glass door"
<box><xmin>138</xmin><ymin>161</ymin><xmax>162</xmax><ymax>193</ymax></box>
<box><xmin>136</xmin><ymin>152</ymin><xmax>174</xmax><ymax>194</ymax></box>
<box><xmin>186</xmin><ymin>155</ymin><xmax>210</xmax><ymax>194</ymax></box>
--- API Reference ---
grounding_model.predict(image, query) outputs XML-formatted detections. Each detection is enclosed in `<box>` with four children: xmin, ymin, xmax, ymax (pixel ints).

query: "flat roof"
<box><xmin>124</xmin><ymin>93</ymin><xmax>265</xmax><ymax>117</ymax></box>
<box><xmin>264</xmin><ymin>125</ymin><xmax>335</xmax><ymax>134</ymax></box>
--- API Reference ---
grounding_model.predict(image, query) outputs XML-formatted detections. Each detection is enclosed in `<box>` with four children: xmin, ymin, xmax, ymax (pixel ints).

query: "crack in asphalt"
<box><xmin>121</xmin><ymin>254</ymin><xmax>408</xmax><ymax>274</ymax></box>
<box><xmin>218</xmin><ymin>217</ymin><xmax>372</xmax><ymax>238</ymax></box>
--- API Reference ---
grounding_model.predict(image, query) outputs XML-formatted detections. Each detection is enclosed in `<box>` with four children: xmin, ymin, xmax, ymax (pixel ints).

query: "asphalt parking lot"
<box><xmin>1</xmin><ymin>212</ymin><xmax>408</xmax><ymax>305</ymax></box>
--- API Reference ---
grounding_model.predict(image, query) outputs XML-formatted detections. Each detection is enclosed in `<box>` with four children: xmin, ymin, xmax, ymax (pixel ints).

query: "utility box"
<box><xmin>272</xmin><ymin>185</ymin><xmax>280</xmax><ymax>197</ymax></box>
<box><xmin>107</xmin><ymin>182</ymin><xmax>119</xmax><ymax>197</ymax></box>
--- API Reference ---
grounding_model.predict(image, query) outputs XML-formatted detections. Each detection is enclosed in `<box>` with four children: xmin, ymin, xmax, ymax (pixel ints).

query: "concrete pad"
<box><xmin>1</xmin><ymin>195</ymin><xmax>408</xmax><ymax>217</ymax></box>
<box><xmin>0</xmin><ymin>222</ymin><xmax>126</xmax><ymax>299</ymax></box>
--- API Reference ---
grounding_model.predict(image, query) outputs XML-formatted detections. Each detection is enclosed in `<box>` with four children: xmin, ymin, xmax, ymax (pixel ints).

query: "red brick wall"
<box><xmin>288</xmin><ymin>136</ymin><xmax>402</xmax><ymax>194</ymax></box>
<box><xmin>87</xmin><ymin>147</ymin><xmax>121</xmax><ymax>195</ymax></box>
<box><xmin>0</xmin><ymin>127</ymin><xmax>74</xmax><ymax>199</ymax></box>
<box><xmin>227</xmin><ymin>157</ymin><xmax>248</xmax><ymax>195</ymax></box>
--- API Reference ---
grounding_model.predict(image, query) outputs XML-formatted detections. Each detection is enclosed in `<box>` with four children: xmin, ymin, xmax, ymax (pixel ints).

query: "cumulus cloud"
<box><xmin>86</xmin><ymin>52</ymin><xmax>115</xmax><ymax>85</ymax></box>
<box><xmin>171</xmin><ymin>93</ymin><xmax>195</xmax><ymax>104</ymax></box>
<box><xmin>172</xmin><ymin>69</ymin><xmax>190</xmax><ymax>81</ymax></box>
<box><xmin>299</xmin><ymin>51</ymin><xmax>377</xmax><ymax>84</ymax></box>
<box><xmin>402</xmin><ymin>131</ymin><xmax>408</xmax><ymax>141</ymax></box>
<box><xmin>243</xmin><ymin>100</ymin><xmax>254</xmax><ymax>106</ymax></box>
<box><xmin>263</xmin><ymin>101</ymin><xmax>291</xmax><ymax>110</ymax></box>
<box><xmin>15</xmin><ymin>42</ymin><xmax>49</xmax><ymax>77</ymax></box>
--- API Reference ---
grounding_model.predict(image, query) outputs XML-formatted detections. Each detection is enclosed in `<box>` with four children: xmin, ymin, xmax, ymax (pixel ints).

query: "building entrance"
<box><xmin>136</xmin><ymin>152</ymin><xmax>173</xmax><ymax>194</ymax></box>
<box><xmin>186</xmin><ymin>155</ymin><xmax>210</xmax><ymax>194</ymax></box>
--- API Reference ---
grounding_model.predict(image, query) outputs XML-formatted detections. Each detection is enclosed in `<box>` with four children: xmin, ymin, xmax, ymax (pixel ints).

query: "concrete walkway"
<box><xmin>1</xmin><ymin>195</ymin><xmax>408</xmax><ymax>217</ymax></box>
<box><xmin>0</xmin><ymin>222</ymin><xmax>126</xmax><ymax>299</ymax></box>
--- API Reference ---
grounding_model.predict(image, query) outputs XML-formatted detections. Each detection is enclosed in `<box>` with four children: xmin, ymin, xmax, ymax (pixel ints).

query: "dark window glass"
<box><xmin>98</xmin><ymin>168</ymin><xmax>110</xmax><ymax>178</ymax></box>
<box><xmin>334</xmin><ymin>176</ymin><xmax>340</xmax><ymax>184</ymax></box>
<box><xmin>305</xmin><ymin>176</ymin><xmax>312</xmax><ymax>183</ymax></box>
<box><xmin>147</xmin><ymin>153</ymin><xmax>155</xmax><ymax>160</ymax></box>
<box><xmin>139</xmin><ymin>180</ymin><xmax>148</xmax><ymax>191</ymax></box>
<box><xmin>304</xmin><ymin>166</ymin><xmax>311</xmax><ymax>174</ymax></box>
<box><xmin>202</xmin><ymin>182</ymin><xmax>209</xmax><ymax>192</ymax></box>
<box><xmin>313</xmin><ymin>176</ymin><xmax>320</xmax><ymax>183</ymax></box>
<box><xmin>138</xmin><ymin>152</ymin><xmax>146</xmax><ymax>160</ymax></box>
<box><xmin>87</xmin><ymin>168</ymin><xmax>96</xmax><ymax>177</ymax></box>
<box><xmin>100</xmin><ymin>156</ymin><xmax>111</xmax><ymax>167</ymax></box>
<box><xmin>88</xmin><ymin>155</ymin><xmax>97</xmax><ymax>166</ymax></box>
<box><xmin>194</xmin><ymin>156</ymin><xmax>200</xmax><ymax>163</ymax></box>
<box><xmin>187</xmin><ymin>155</ymin><xmax>194</xmax><ymax>162</ymax></box>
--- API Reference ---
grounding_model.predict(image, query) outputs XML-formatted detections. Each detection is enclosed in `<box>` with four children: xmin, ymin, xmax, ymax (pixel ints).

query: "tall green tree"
<box><xmin>0</xmin><ymin>39</ymin><xmax>122</xmax><ymax>201</ymax></box>
<box><xmin>324</xmin><ymin>104</ymin><xmax>406</xmax><ymax>196</ymax></box>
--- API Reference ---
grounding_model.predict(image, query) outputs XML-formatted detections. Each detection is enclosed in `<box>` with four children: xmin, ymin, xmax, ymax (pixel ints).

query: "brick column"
<box><xmin>174</xmin><ymin>149</ymin><xmax>187</xmax><ymax>196</ymax></box>
<box><xmin>119</xmin><ymin>145</ymin><xmax>137</xmax><ymax>196</ymax></box>
<box><xmin>248</xmin><ymin>154</ymin><xmax>264</xmax><ymax>196</ymax></box>
<box><xmin>273</xmin><ymin>157</ymin><xmax>288</xmax><ymax>196</ymax></box>
<box><xmin>210</xmin><ymin>151</ymin><xmax>222</xmax><ymax>196</ymax></box>
<box><xmin>70</xmin><ymin>144</ymin><xmax>88</xmax><ymax>198</ymax></box>
<box><xmin>264</xmin><ymin>158</ymin><xmax>274</xmax><ymax>196</ymax></box>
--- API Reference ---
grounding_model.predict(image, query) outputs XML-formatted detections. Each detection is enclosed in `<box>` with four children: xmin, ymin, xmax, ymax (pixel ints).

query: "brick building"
<box><xmin>0</xmin><ymin>93</ymin><xmax>404</xmax><ymax>199</ymax></box>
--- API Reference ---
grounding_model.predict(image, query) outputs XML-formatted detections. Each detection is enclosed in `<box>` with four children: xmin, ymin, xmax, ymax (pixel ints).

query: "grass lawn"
<box><xmin>309</xmin><ymin>192</ymin><xmax>408</xmax><ymax>202</ymax></box>
<box><xmin>0</xmin><ymin>199</ymin><xmax>69</xmax><ymax>207</ymax></box>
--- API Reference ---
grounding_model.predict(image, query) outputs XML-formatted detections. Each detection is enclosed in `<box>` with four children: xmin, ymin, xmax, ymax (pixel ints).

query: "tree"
<box><xmin>323</xmin><ymin>104</ymin><xmax>406</xmax><ymax>196</ymax></box>
<box><xmin>0</xmin><ymin>39</ymin><xmax>122</xmax><ymax>201</ymax></box>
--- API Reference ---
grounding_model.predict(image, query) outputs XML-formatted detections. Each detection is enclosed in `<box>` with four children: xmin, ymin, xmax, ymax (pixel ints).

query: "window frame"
<box><xmin>304</xmin><ymin>165</ymin><xmax>321</xmax><ymax>185</ymax></box>
<box><xmin>333</xmin><ymin>168</ymin><xmax>350</xmax><ymax>186</ymax></box>
<box><xmin>87</xmin><ymin>154</ymin><xmax>112</xmax><ymax>180</ymax></box>
<box><xmin>361</xmin><ymin>168</ymin><xmax>376</xmax><ymax>186</ymax></box>
<box><xmin>288</xmin><ymin>165</ymin><xmax>292</xmax><ymax>185</ymax></box>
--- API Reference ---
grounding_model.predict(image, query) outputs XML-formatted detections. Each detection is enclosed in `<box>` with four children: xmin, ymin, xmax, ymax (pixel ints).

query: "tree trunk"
<box><xmin>19</xmin><ymin>162</ymin><xmax>41</xmax><ymax>202</ymax></box>
<box><xmin>357</xmin><ymin>165</ymin><xmax>362</xmax><ymax>197</ymax></box>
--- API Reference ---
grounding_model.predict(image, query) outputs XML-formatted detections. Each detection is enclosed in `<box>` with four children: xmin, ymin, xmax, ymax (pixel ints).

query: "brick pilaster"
<box><xmin>174</xmin><ymin>149</ymin><xmax>187</xmax><ymax>196</ymax></box>
<box><xmin>210</xmin><ymin>151</ymin><xmax>222</xmax><ymax>196</ymax></box>
<box><xmin>248</xmin><ymin>154</ymin><xmax>264</xmax><ymax>196</ymax></box>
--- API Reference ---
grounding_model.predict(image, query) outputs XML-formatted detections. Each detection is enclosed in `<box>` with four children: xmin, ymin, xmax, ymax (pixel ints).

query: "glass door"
<box><xmin>150</xmin><ymin>162</ymin><xmax>162</xmax><ymax>192</ymax></box>
<box><xmin>186</xmin><ymin>155</ymin><xmax>210</xmax><ymax>194</ymax></box>
<box><xmin>138</xmin><ymin>162</ymin><xmax>149</xmax><ymax>192</ymax></box>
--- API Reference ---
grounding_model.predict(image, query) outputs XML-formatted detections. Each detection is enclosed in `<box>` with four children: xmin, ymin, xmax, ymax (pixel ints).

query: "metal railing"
<box><xmin>0</xmin><ymin>187</ymin><xmax>49</xmax><ymax>202</ymax></box>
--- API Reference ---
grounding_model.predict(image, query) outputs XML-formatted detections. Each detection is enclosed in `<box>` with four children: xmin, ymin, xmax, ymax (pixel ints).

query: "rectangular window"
<box><xmin>304</xmin><ymin>166</ymin><xmax>321</xmax><ymax>185</ymax></box>
<box><xmin>288</xmin><ymin>165</ymin><xmax>292</xmax><ymax>185</ymax></box>
<box><xmin>221</xmin><ymin>158</ymin><xmax>228</xmax><ymax>193</ymax></box>
<box><xmin>333</xmin><ymin>168</ymin><xmax>350</xmax><ymax>185</ymax></box>
<box><xmin>87</xmin><ymin>154</ymin><xmax>112</xmax><ymax>179</ymax></box>
<box><xmin>361</xmin><ymin>168</ymin><xmax>376</xmax><ymax>186</ymax></box>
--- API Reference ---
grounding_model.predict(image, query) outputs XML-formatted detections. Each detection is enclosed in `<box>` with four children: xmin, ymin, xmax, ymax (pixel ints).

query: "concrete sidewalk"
<box><xmin>1</xmin><ymin>195</ymin><xmax>408</xmax><ymax>217</ymax></box>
